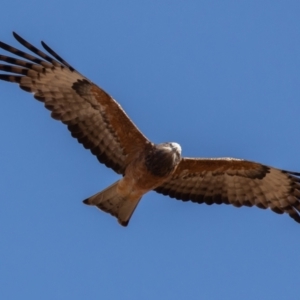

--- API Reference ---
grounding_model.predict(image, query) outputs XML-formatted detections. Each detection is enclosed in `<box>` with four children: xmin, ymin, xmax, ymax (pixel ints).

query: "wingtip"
<box><xmin>12</xmin><ymin>31</ymin><xmax>19</xmax><ymax>39</ymax></box>
<box><xmin>12</xmin><ymin>31</ymin><xmax>25</xmax><ymax>44</ymax></box>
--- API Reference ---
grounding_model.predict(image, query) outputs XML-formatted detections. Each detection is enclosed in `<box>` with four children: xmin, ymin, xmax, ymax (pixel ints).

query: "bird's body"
<box><xmin>1</xmin><ymin>32</ymin><xmax>300</xmax><ymax>226</ymax></box>
<box><xmin>84</xmin><ymin>142</ymin><xmax>182</xmax><ymax>225</ymax></box>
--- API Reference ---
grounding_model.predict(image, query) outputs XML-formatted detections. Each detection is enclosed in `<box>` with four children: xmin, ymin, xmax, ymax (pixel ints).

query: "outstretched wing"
<box><xmin>155</xmin><ymin>157</ymin><xmax>300</xmax><ymax>223</ymax></box>
<box><xmin>0</xmin><ymin>32</ymin><xmax>149</xmax><ymax>174</ymax></box>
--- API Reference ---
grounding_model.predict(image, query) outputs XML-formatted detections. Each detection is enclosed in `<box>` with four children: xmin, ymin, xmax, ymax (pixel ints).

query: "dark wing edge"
<box><xmin>155</xmin><ymin>157</ymin><xmax>300</xmax><ymax>223</ymax></box>
<box><xmin>0</xmin><ymin>32</ymin><xmax>149</xmax><ymax>174</ymax></box>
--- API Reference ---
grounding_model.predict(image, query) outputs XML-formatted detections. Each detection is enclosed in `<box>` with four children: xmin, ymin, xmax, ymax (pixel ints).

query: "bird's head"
<box><xmin>145</xmin><ymin>142</ymin><xmax>182</xmax><ymax>177</ymax></box>
<box><xmin>157</xmin><ymin>142</ymin><xmax>182</xmax><ymax>159</ymax></box>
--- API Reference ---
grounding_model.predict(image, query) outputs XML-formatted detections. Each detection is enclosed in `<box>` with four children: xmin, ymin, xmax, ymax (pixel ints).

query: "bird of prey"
<box><xmin>0</xmin><ymin>32</ymin><xmax>300</xmax><ymax>227</ymax></box>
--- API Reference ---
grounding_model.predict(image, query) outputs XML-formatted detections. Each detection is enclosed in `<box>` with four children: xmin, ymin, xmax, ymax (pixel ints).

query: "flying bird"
<box><xmin>1</xmin><ymin>32</ymin><xmax>300</xmax><ymax>227</ymax></box>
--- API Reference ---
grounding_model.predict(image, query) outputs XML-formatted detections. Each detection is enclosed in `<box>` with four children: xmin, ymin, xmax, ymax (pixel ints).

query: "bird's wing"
<box><xmin>155</xmin><ymin>157</ymin><xmax>300</xmax><ymax>222</ymax></box>
<box><xmin>0</xmin><ymin>32</ymin><xmax>149</xmax><ymax>174</ymax></box>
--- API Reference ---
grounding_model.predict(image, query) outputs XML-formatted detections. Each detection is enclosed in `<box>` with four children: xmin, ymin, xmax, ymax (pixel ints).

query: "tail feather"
<box><xmin>83</xmin><ymin>180</ymin><xmax>141</xmax><ymax>226</ymax></box>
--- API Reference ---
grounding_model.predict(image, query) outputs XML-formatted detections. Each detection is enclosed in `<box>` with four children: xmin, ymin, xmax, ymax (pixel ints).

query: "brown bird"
<box><xmin>1</xmin><ymin>32</ymin><xmax>300</xmax><ymax>226</ymax></box>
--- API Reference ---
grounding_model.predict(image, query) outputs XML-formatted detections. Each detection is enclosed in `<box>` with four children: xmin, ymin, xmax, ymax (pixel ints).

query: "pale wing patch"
<box><xmin>0</xmin><ymin>33</ymin><xmax>149</xmax><ymax>174</ymax></box>
<box><xmin>156</xmin><ymin>158</ymin><xmax>300</xmax><ymax>223</ymax></box>
<box><xmin>20</xmin><ymin>64</ymin><xmax>126</xmax><ymax>172</ymax></box>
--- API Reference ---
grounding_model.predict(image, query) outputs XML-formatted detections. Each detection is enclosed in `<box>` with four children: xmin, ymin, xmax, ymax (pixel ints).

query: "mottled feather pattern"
<box><xmin>156</xmin><ymin>158</ymin><xmax>300</xmax><ymax>222</ymax></box>
<box><xmin>1</xmin><ymin>32</ymin><xmax>300</xmax><ymax>226</ymax></box>
<box><xmin>0</xmin><ymin>32</ymin><xmax>149</xmax><ymax>174</ymax></box>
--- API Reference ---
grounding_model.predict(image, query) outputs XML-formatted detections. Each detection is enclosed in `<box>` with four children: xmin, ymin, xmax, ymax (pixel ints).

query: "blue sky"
<box><xmin>1</xmin><ymin>1</ymin><xmax>300</xmax><ymax>299</ymax></box>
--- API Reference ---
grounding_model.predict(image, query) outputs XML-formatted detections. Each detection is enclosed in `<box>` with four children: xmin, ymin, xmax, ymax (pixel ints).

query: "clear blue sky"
<box><xmin>1</xmin><ymin>1</ymin><xmax>300</xmax><ymax>299</ymax></box>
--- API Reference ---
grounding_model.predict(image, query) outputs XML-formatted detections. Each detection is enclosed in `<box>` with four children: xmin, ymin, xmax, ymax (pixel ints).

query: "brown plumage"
<box><xmin>1</xmin><ymin>32</ymin><xmax>300</xmax><ymax>226</ymax></box>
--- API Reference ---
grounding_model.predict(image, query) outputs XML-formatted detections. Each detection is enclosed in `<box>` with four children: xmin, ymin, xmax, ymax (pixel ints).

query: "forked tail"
<box><xmin>83</xmin><ymin>180</ymin><xmax>141</xmax><ymax>226</ymax></box>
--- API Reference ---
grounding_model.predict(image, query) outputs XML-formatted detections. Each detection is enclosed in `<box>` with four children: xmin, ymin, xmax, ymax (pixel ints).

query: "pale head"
<box><xmin>145</xmin><ymin>142</ymin><xmax>182</xmax><ymax>177</ymax></box>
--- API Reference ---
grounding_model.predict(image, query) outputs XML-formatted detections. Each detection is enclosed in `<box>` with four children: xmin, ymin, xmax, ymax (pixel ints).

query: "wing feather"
<box><xmin>155</xmin><ymin>157</ymin><xmax>300</xmax><ymax>223</ymax></box>
<box><xmin>0</xmin><ymin>33</ymin><xmax>149</xmax><ymax>174</ymax></box>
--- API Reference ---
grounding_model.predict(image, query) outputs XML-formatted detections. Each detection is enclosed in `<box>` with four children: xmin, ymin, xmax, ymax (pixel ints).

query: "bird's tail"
<box><xmin>83</xmin><ymin>180</ymin><xmax>141</xmax><ymax>227</ymax></box>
